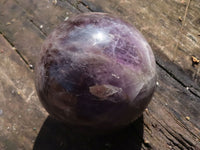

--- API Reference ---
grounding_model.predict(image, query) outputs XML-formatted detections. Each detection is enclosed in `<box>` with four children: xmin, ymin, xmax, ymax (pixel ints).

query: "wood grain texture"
<box><xmin>0</xmin><ymin>0</ymin><xmax>199</xmax><ymax>149</ymax></box>
<box><xmin>0</xmin><ymin>35</ymin><xmax>47</xmax><ymax>150</ymax></box>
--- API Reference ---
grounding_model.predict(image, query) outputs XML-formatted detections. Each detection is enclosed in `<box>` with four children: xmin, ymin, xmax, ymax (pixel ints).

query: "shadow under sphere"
<box><xmin>33</xmin><ymin>115</ymin><xmax>144</xmax><ymax>150</ymax></box>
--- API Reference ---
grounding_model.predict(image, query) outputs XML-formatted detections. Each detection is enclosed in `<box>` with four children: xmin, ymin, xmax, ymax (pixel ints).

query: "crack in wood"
<box><xmin>77</xmin><ymin>0</ymin><xmax>94</xmax><ymax>12</ymax></box>
<box><xmin>13</xmin><ymin>0</ymin><xmax>47</xmax><ymax>38</ymax></box>
<box><xmin>164</xmin><ymin>128</ymin><xmax>195</xmax><ymax>149</ymax></box>
<box><xmin>0</xmin><ymin>31</ymin><xmax>33</xmax><ymax>70</ymax></box>
<box><xmin>166</xmin><ymin>108</ymin><xmax>200</xmax><ymax>142</ymax></box>
<box><xmin>156</xmin><ymin>61</ymin><xmax>200</xmax><ymax>99</ymax></box>
<box><xmin>142</xmin><ymin>140</ymin><xmax>153</xmax><ymax>149</ymax></box>
<box><xmin>29</xmin><ymin>19</ymin><xmax>47</xmax><ymax>37</ymax></box>
<box><xmin>159</xmin><ymin>128</ymin><xmax>185</xmax><ymax>150</ymax></box>
<box><xmin>149</xmin><ymin>110</ymin><xmax>200</xmax><ymax>150</ymax></box>
<box><xmin>62</xmin><ymin>0</ymin><xmax>90</xmax><ymax>12</ymax></box>
<box><xmin>189</xmin><ymin>88</ymin><xmax>200</xmax><ymax>99</ymax></box>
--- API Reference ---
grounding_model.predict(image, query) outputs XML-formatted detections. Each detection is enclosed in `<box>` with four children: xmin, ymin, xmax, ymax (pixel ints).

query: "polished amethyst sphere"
<box><xmin>35</xmin><ymin>12</ymin><xmax>156</xmax><ymax>132</ymax></box>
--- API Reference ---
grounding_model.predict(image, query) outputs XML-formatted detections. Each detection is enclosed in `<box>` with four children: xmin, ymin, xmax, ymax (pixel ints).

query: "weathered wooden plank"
<box><xmin>0</xmin><ymin>0</ymin><xmax>80</xmax><ymax>67</ymax></box>
<box><xmin>0</xmin><ymin>34</ymin><xmax>47</xmax><ymax>149</ymax></box>
<box><xmin>14</xmin><ymin>0</ymin><xmax>81</xmax><ymax>35</ymax></box>
<box><xmin>0</xmin><ymin>0</ymin><xmax>45</xmax><ymax>67</ymax></box>
<box><xmin>0</xmin><ymin>0</ymin><xmax>200</xmax><ymax>149</ymax></box>
<box><xmin>144</xmin><ymin>65</ymin><xmax>200</xmax><ymax>149</ymax></box>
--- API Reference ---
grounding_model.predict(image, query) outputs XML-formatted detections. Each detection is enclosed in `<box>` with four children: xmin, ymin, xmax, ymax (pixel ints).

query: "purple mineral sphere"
<box><xmin>35</xmin><ymin>12</ymin><xmax>156</xmax><ymax>133</ymax></box>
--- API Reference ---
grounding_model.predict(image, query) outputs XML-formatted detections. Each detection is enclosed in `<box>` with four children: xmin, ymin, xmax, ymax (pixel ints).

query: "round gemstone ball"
<box><xmin>35</xmin><ymin>12</ymin><xmax>156</xmax><ymax>133</ymax></box>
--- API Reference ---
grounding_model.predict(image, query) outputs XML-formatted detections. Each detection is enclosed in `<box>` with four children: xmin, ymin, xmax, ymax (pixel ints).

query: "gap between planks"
<box><xmin>0</xmin><ymin>31</ymin><xmax>33</xmax><ymax>70</ymax></box>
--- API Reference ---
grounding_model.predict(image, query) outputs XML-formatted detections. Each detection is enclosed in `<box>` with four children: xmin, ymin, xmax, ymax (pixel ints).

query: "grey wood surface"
<box><xmin>0</xmin><ymin>0</ymin><xmax>199</xmax><ymax>149</ymax></box>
